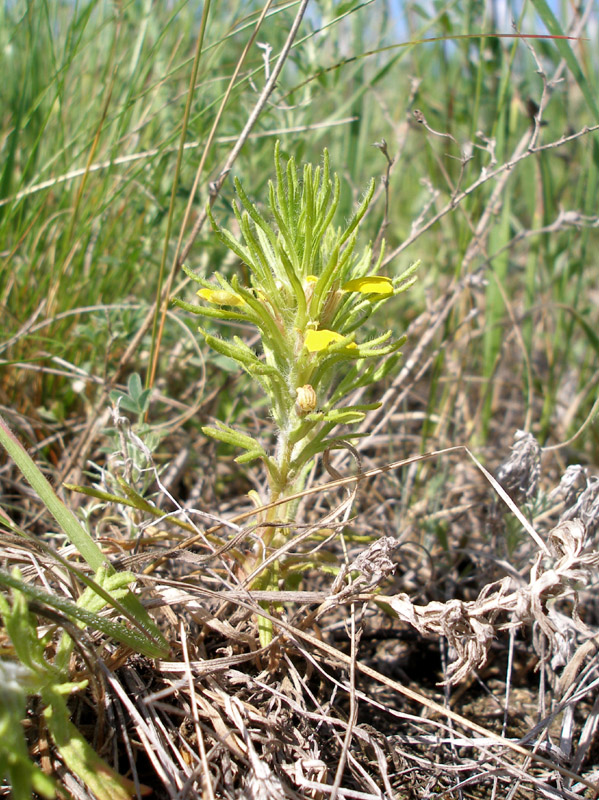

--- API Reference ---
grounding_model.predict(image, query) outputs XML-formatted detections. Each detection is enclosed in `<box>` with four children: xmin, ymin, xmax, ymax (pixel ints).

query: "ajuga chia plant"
<box><xmin>176</xmin><ymin>144</ymin><xmax>417</xmax><ymax>641</ymax></box>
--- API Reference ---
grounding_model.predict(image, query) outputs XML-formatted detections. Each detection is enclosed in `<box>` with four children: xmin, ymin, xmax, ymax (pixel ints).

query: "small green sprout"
<box><xmin>177</xmin><ymin>143</ymin><xmax>417</xmax><ymax>640</ymax></box>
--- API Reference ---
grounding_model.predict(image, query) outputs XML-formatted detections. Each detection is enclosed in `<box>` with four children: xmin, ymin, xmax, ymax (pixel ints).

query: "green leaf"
<box><xmin>0</xmin><ymin>569</ymin><xmax>167</xmax><ymax>659</ymax></box>
<box><xmin>202</xmin><ymin>330</ymin><xmax>261</xmax><ymax>367</ymax></box>
<box><xmin>202</xmin><ymin>423</ymin><xmax>266</xmax><ymax>456</ymax></box>
<box><xmin>64</xmin><ymin>482</ymin><xmax>196</xmax><ymax>535</ymax></box>
<box><xmin>234</xmin><ymin>176</ymin><xmax>277</xmax><ymax>245</ymax></box>
<box><xmin>0</xmin><ymin>413</ymin><xmax>108</xmax><ymax>572</ymax></box>
<box><xmin>137</xmin><ymin>388</ymin><xmax>152</xmax><ymax>412</ymax></box>
<box><xmin>115</xmin><ymin>477</ymin><xmax>163</xmax><ymax>515</ymax></box>
<box><xmin>109</xmin><ymin>392</ymin><xmax>138</xmax><ymax>414</ymax></box>
<box><xmin>319</xmin><ymin>409</ymin><xmax>366</xmax><ymax>425</ymax></box>
<box><xmin>127</xmin><ymin>372</ymin><xmax>143</xmax><ymax>402</ymax></box>
<box><xmin>206</xmin><ymin>202</ymin><xmax>255</xmax><ymax>266</ymax></box>
<box><xmin>0</xmin><ymin>577</ymin><xmax>61</xmax><ymax>679</ymax></box>
<box><xmin>235</xmin><ymin>450</ymin><xmax>266</xmax><ymax>464</ymax></box>
<box><xmin>0</xmin><ymin>661</ymin><xmax>55</xmax><ymax>799</ymax></box>
<box><xmin>173</xmin><ymin>296</ymin><xmax>249</xmax><ymax>323</ymax></box>
<box><xmin>338</xmin><ymin>178</ymin><xmax>375</xmax><ymax>247</ymax></box>
<box><xmin>42</xmin><ymin>685</ymin><xmax>135</xmax><ymax>800</ymax></box>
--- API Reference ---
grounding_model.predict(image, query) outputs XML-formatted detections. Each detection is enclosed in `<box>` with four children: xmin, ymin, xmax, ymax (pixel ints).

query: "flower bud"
<box><xmin>295</xmin><ymin>384</ymin><xmax>317</xmax><ymax>416</ymax></box>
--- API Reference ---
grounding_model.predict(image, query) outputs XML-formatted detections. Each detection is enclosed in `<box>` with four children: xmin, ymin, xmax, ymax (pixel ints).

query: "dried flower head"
<box><xmin>386</xmin><ymin>516</ymin><xmax>599</xmax><ymax>684</ymax></box>
<box><xmin>549</xmin><ymin>464</ymin><xmax>588</xmax><ymax>507</ymax></box>
<box><xmin>496</xmin><ymin>429</ymin><xmax>541</xmax><ymax>501</ymax></box>
<box><xmin>560</xmin><ymin>474</ymin><xmax>599</xmax><ymax>539</ymax></box>
<box><xmin>349</xmin><ymin>535</ymin><xmax>400</xmax><ymax>586</ymax></box>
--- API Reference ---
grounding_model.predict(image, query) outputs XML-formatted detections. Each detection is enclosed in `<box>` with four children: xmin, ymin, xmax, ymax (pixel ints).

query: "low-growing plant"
<box><xmin>0</xmin><ymin>413</ymin><xmax>169</xmax><ymax>798</ymax></box>
<box><xmin>176</xmin><ymin>143</ymin><xmax>417</xmax><ymax>640</ymax></box>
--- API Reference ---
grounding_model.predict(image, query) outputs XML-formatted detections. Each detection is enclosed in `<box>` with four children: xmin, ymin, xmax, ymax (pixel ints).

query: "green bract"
<box><xmin>177</xmin><ymin>143</ymin><xmax>417</xmax><ymax>511</ymax></box>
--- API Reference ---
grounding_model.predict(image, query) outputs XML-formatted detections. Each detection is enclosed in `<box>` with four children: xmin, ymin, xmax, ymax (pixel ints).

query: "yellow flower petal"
<box><xmin>305</xmin><ymin>275</ymin><xmax>318</xmax><ymax>283</ymax></box>
<box><xmin>197</xmin><ymin>288</ymin><xmax>245</xmax><ymax>306</ymax></box>
<box><xmin>304</xmin><ymin>329</ymin><xmax>343</xmax><ymax>352</ymax></box>
<box><xmin>342</xmin><ymin>276</ymin><xmax>394</xmax><ymax>296</ymax></box>
<box><xmin>304</xmin><ymin>329</ymin><xmax>357</xmax><ymax>353</ymax></box>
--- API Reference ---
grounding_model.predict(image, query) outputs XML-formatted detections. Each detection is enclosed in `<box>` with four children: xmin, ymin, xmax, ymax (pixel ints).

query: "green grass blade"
<box><xmin>0</xmin><ymin>568</ymin><xmax>166</xmax><ymax>659</ymax></box>
<box><xmin>529</xmin><ymin>0</ymin><xmax>599</xmax><ymax>123</ymax></box>
<box><xmin>0</xmin><ymin>413</ymin><xmax>108</xmax><ymax>571</ymax></box>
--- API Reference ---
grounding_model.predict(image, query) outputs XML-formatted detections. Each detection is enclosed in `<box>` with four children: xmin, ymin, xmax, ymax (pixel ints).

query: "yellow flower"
<box><xmin>304</xmin><ymin>329</ymin><xmax>357</xmax><ymax>353</ymax></box>
<box><xmin>197</xmin><ymin>288</ymin><xmax>245</xmax><ymax>306</ymax></box>
<box><xmin>342</xmin><ymin>276</ymin><xmax>394</xmax><ymax>296</ymax></box>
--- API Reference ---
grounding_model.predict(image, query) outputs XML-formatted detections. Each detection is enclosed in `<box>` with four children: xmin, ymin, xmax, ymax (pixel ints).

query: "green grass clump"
<box><xmin>1</xmin><ymin>1</ymin><xmax>597</xmax><ymax>458</ymax></box>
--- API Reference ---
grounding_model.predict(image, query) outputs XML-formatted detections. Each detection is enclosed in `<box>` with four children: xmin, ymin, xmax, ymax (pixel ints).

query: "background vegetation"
<box><xmin>1</xmin><ymin>0</ymin><xmax>598</xmax><ymax>797</ymax></box>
